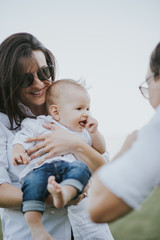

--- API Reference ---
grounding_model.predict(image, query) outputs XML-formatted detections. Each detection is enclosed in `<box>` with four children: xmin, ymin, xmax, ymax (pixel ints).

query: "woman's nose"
<box><xmin>32</xmin><ymin>75</ymin><xmax>44</xmax><ymax>88</ymax></box>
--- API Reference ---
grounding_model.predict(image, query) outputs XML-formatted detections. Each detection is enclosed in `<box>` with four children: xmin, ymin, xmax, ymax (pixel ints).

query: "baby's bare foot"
<box><xmin>47</xmin><ymin>176</ymin><xmax>65</xmax><ymax>208</ymax></box>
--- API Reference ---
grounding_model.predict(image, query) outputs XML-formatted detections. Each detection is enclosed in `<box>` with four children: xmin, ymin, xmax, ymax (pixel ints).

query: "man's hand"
<box><xmin>112</xmin><ymin>131</ymin><xmax>137</xmax><ymax>161</ymax></box>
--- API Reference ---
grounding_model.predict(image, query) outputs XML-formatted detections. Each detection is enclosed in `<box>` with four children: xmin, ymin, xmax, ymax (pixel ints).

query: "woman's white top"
<box><xmin>0</xmin><ymin>111</ymin><xmax>113</xmax><ymax>240</ymax></box>
<box><xmin>98</xmin><ymin>105</ymin><xmax>160</xmax><ymax>209</ymax></box>
<box><xmin>0</xmin><ymin>113</ymin><xmax>71</xmax><ymax>240</ymax></box>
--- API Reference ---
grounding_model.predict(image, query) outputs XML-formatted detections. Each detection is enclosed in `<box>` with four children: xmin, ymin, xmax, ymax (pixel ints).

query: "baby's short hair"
<box><xmin>45</xmin><ymin>78</ymin><xmax>88</xmax><ymax>110</ymax></box>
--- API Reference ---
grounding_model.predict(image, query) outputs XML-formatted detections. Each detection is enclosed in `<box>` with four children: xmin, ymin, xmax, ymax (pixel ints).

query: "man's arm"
<box><xmin>88</xmin><ymin>132</ymin><xmax>137</xmax><ymax>222</ymax></box>
<box><xmin>88</xmin><ymin>172</ymin><xmax>132</xmax><ymax>223</ymax></box>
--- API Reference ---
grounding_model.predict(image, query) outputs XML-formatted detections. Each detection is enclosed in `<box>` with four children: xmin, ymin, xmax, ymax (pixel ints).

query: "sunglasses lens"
<box><xmin>37</xmin><ymin>66</ymin><xmax>53</xmax><ymax>81</ymax></box>
<box><xmin>19</xmin><ymin>66</ymin><xmax>53</xmax><ymax>88</ymax></box>
<box><xmin>20</xmin><ymin>74</ymin><xmax>34</xmax><ymax>88</ymax></box>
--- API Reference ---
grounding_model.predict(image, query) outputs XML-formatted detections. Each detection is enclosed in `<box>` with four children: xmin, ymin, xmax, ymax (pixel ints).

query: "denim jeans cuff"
<box><xmin>22</xmin><ymin>200</ymin><xmax>45</xmax><ymax>214</ymax></box>
<box><xmin>61</xmin><ymin>178</ymin><xmax>84</xmax><ymax>199</ymax></box>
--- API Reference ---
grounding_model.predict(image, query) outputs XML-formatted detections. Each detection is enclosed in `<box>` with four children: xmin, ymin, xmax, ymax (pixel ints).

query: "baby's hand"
<box><xmin>85</xmin><ymin>116</ymin><xmax>98</xmax><ymax>133</ymax></box>
<box><xmin>12</xmin><ymin>144</ymin><xmax>30</xmax><ymax>166</ymax></box>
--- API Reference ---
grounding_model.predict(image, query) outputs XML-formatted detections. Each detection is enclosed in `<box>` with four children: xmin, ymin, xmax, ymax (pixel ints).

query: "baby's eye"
<box><xmin>76</xmin><ymin>107</ymin><xmax>82</xmax><ymax>110</ymax></box>
<box><xmin>87</xmin><ymin>107</ymin><xmax>90</xmax><ymax>111</ymax></box>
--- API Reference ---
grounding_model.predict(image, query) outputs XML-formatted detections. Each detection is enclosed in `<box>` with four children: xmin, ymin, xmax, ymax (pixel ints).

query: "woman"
<box><xmin>88</xmin><ymin>42</ymin><xmax>160</xmax><ymax>223</ymax></box>
<box><xmin>0</xmin><ymin>32</ymin><xmax>113</xmax><ymax>240</ymax></box>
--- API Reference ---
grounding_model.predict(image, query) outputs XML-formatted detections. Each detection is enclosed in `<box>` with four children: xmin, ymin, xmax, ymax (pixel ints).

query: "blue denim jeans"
<box><xmin>21</xmin><ymin>160</ymin><xmax>91</xmax><ymax>213</ymax></box>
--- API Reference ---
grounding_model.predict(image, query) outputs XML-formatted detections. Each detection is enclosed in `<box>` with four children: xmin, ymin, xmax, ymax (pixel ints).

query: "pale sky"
<box><xmin>0</xmin><ymin>0</ymin><xmax>160</xmax><ymax>156</ymax></box>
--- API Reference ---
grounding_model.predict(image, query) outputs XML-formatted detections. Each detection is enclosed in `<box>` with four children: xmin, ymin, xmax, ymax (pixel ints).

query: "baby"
<box><xmin>12</xmin><ymin>79</ymin><xmax>108</xmax><ymax>240</ymax></box>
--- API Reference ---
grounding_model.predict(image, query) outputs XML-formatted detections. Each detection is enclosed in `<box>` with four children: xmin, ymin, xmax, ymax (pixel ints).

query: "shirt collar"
<box><xmin>155</xmin><ymin>104</ymin><xmax>160</xmax><ymax>112</ymax></box>
<box><xmin>18</xmin><ymin>102</ymin><xmax>35</xmax><ymax>117</ymax></box>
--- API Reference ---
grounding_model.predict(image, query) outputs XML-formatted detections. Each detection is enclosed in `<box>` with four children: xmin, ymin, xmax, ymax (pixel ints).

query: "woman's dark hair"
<box><xmin>0</xmin><ymin>32</ymin><xmax>56</xmax><ymax>129</ymax></box>
<box><xmin>150</xmin><ymin>42</ymin><xmax>160</xmax><ymax>77</ymax></box>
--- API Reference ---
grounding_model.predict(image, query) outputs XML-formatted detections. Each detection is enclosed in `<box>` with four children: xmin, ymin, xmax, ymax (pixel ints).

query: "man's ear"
<box><xmin>48</xmin><ymin>104</ymin><xmax>60</xmax><ymax>121</ymax></box>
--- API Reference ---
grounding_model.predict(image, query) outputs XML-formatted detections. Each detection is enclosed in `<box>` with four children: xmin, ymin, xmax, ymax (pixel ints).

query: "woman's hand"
<box><xmin>26</xmin><ymin>123</ymin><xmax>79</xmax><ymax>165</ymax></box>
<box><xmin>67</xmin><ymin>182</ymin><xmax>90</xmax><ymax>206</ymax></box>
<box><xmin>26</xmin><ymin>123</ymin><xmax>106</xmax><ymax>172</ymax></box>
<box><xmin>45</xmin><ymin>194</ymin><xmax>54</xmax><ymax>207</ymax></box>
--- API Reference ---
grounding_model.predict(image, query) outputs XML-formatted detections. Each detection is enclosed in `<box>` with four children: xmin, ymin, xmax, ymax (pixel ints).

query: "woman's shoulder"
<box><xmin>0</xmin><ymin>112</ymin><xmax>11</xmax><ymax>128</ymax></box>
<box><xmin>0</xmin><ymin>113</ymin><xmax>15</xmax><ymax>137</ymax></box>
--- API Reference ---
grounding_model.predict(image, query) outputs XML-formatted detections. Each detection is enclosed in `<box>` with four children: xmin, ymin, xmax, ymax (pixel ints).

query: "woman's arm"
<box><xmin>0</xmin><ymin>125</ymin><xmax>23</xmax><ymax>208</ymax></box>
<box><xmin>71</xmin><ymin>137</ymin><xmax>106</xmax><ymax>172</ymax></box>
<box><xmin>26</xmin><ymin>123</ymin><xmax>106</xmax><ymax>172</ymax></box>
<box><xmin>0</xmin><ymin>183</ymin><xmax>58</xmax><ymax>208</ymax></box>
<box><xmin>0</xmin><ymin>183</ymin><xmax>22</xmax><ymax>208</ymax></box>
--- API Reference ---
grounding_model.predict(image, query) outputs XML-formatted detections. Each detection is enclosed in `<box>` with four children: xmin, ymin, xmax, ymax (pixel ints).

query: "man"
<box><xmin>88</xmin><ymin>42</ymin><xmax>160</xmax><ymax>223</ymax></box>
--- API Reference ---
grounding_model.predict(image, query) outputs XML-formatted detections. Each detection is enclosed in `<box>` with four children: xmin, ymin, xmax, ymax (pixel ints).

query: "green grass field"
<box><xmin>109</xmin><ymin>186</ymin><xmax>160</xmax><ymax>240</ymax></box>
<box><xmin>0</xmin><ymin>220</ymin><xmax>2</xmax><ymax>240</ymax></box>
<box><xmin>0</xmin><ymin>187</ymin><xmax>160</xmax><ymax>239</ymax></box>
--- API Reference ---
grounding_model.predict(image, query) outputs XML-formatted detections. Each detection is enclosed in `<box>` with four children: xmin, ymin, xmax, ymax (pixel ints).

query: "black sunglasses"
<box><xmin>19</xmin><ymin>65</ymin><xmax>54</xmax><ymax>88</ymax></box>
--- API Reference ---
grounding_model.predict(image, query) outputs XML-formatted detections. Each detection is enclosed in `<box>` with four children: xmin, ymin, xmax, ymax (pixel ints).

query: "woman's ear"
<box><xmin>48</xmin><ymin>104</ymin><xmax>60</xmax><ymax>121</ymax></box>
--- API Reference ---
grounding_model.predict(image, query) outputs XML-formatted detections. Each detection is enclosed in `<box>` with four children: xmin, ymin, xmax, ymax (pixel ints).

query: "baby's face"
<box><xmin>58</xmin><ymin>88</ymin><xmax>90</xmax><ymax>132</ymax></box>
